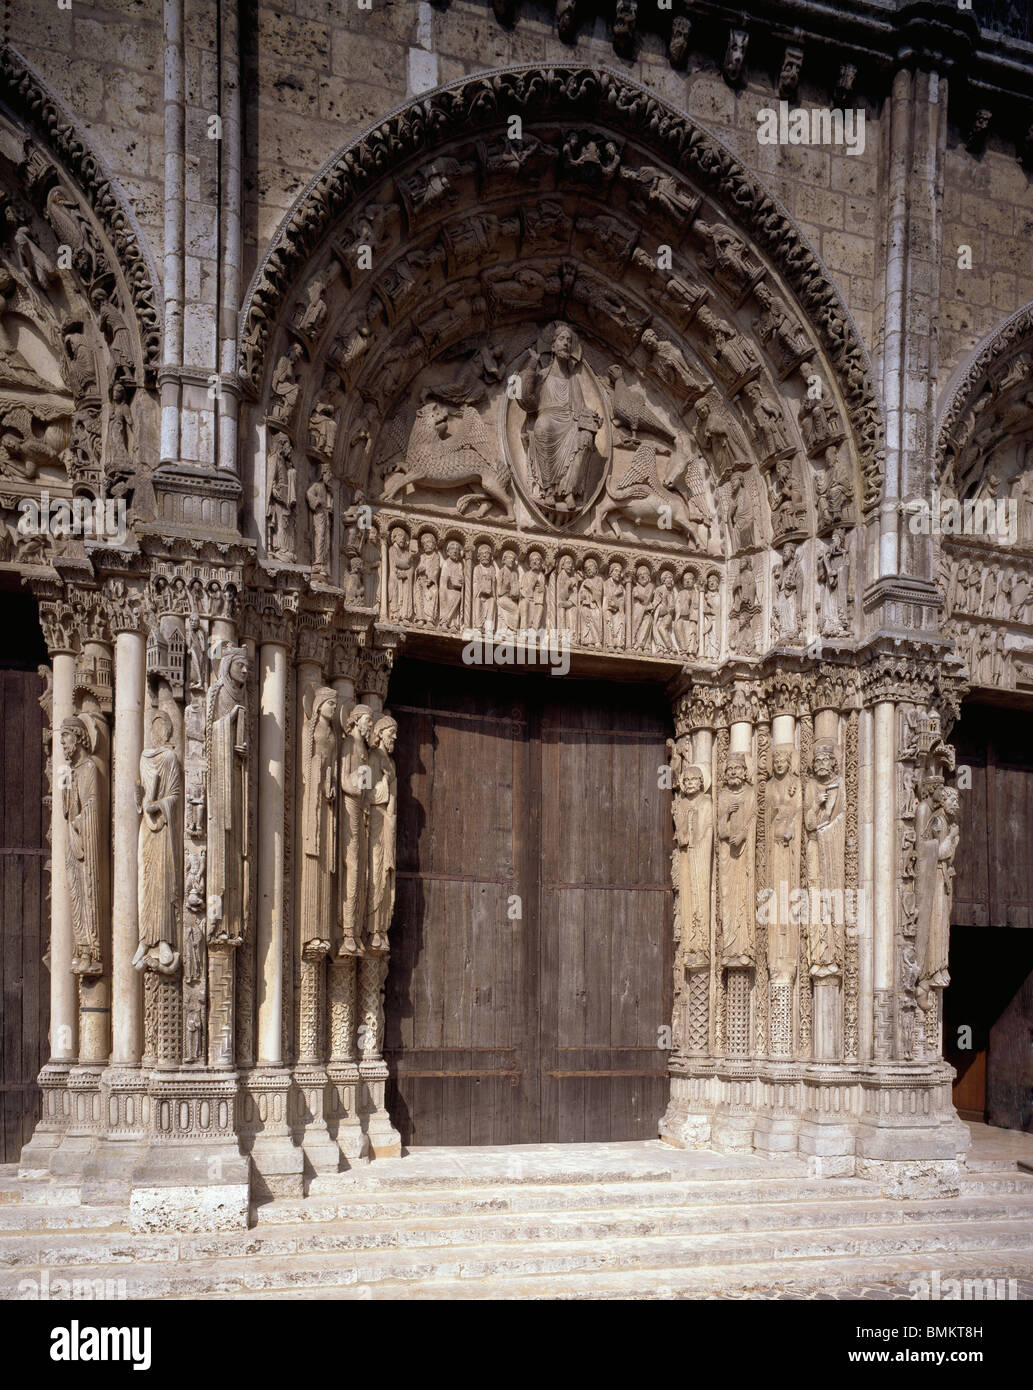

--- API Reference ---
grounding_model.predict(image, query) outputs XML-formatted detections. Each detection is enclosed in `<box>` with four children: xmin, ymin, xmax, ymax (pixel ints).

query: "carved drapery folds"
<box><xmin>61</xmin><ymin>711</ymin><xmax>109</xmax><ymax>978</ymax></box>
<box><xmin>896</xmin><ymin>706</ymin><xmax>961</xmax><ymax>1060</ymax></box>
<box><xmin>134</xmin><ymin>712</ymin><xmax>182</xmax><ymax>975</ymax></box>
<box><xmin>667</xmin><ymin>664</ymin><xmax>868</xmax><ymax>1071</ymax></box>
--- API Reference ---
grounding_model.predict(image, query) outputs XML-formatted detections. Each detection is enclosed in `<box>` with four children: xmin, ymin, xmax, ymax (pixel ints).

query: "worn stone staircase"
<box><xmin>3</xmin><ymin>1130</ymin><xmax>1033</xmax><ymax>1299</ymax></box>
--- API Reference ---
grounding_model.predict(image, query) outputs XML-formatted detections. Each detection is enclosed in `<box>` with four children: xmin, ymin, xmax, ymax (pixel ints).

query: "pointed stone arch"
<box><xmin>240</xmin><ymin>64</ymin><xmax>884</xmax><ymax>663</ymax></box>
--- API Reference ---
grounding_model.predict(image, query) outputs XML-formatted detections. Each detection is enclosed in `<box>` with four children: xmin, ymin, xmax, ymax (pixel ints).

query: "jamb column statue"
<box><xmin>914</xmin><ymin>779</ymin><xmax>960</xmax><ymax>1053</ymax></box>
<box><xmin>671</xmin><ymin>763</ymin><xmax>713</xmax><ymax>1058</ymax></box>
<box><xmin>366</xmin><ymin>714</ymin><xmax>398</xmax><ymax>956</ymax></box>
<box><xmin>325</xmin><ymin>640</ymin><xmax>368</xmax><ymax>1162</ymax></box>
<box><xmin>804</xmin><ymin>733</ymin><xmax>846</xmax><ymax>1060</ymax></box>
<box><xmin>766</xmin><ymin>734</ymin><xmax>801</xmax><ymax>1058</ymax></box>
<box><xmin>356</xmin><ymin>657</ymin><xmax>402</xmax><ymax>1159</ymax></box>
<box><xmin>62</xmin><ymin>712</ymin><xmax>111</xmax><ymax>1059</ymax></box>
<box><xmin>717</xmin><ymin>744</ymin><xmax>757</xmax><ymax>1057</ymax></box>
<box><xmin>50</xmin><ymin>705</ymin><xmax>111</xmax><ymax>1177</ymax></box>
<box><xmin>205</xmin><ymin>642</ymin><xmax>250</xmax><ymax>1068</ymax></box>
<box><xmin>290</xmin><ymin>630</ymin><xmax>342</xmax><ymax>1176</ymax></box>
<box><xmin>134</xmin><ymin>712</ymin><xmax>182</xmax><ymax>975</ymax></box>
<box><xmin>338</xmin><ymin>702</ymin><xmax>373</xmax><ymax>957</ymax></box>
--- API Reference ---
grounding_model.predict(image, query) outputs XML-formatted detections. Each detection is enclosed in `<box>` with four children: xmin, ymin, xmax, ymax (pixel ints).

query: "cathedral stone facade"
<box><xmin>1</xmin><ymin>0</ymin><xmax>1032</xmax><ymax>1232</ymax></box>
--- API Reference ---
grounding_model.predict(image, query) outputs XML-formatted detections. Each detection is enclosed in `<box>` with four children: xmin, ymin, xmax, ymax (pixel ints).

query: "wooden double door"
<box><xmin>384</xmin><ymin>659</ymin><xmax>673</xmax><ymax>1146</ymax></box>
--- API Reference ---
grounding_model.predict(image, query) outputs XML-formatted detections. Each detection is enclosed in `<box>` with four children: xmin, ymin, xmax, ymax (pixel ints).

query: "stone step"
<box><xmin>257</xmin><ymin>1170</ymin><xmax>1033</xmax><ymax>1225</ymax></box>
<box><xmin>304</xmin><ymin>1143</ymin><xmax>809</xmax><ymax>1193</ymax></box>
<box><xmin>4</xmin><ymin>1193</ymin><xmax>1033</xmax><ymax>1269</ymax></box>
<box><xmin>0</xmin><ymin>1204</ymin><xmax>126</xmax><ymax>1232</ymax></box>
<box><xmin>2</xmin><ymin>1217</ymin><xmax>1032</xmax><ymax>1297</ymax></box>
<box><xmin>227</xmin><ymin>1249</ymin><xmax>1033</xmax><ymax>1300</ymax></box>
<box><xmin>256</xmin><ymin>1175</ymin><xmax>883</xmax><ymax>1224</ymax></box>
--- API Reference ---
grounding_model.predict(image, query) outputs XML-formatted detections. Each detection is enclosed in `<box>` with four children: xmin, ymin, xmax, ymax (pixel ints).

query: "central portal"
<box><xmin>384</xmin><ymin>659</ymin><xmax>673</xmax><ymax>1146</ymax></box>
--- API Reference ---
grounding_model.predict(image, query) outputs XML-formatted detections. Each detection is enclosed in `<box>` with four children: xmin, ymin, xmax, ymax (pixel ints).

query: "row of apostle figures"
<box><xmin>299</xmin><ymin>692</ymin><xmax>398</xmax><ymax>959</ymax></box>
<box><xmin>669</xmin><ymin>738</ymin><xmax>954</xmax><ymax>1024</ymax></box>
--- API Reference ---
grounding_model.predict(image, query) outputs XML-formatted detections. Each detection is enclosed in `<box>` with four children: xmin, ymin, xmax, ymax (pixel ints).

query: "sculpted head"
<box><xmin>477</xmin><ymin>544</ymin><xmax>492</xmax><ymax>565</ymax></box>
<box><xmin>151</xmin><ymin>711</ymin><xmax>174</xmax><ymax>747</ymax></box>
<box><xmin>374</xmin><ymin>714</ymin><xmax>398</xmax><ymax>754</ymax></box>
<box><xmin>390</xmin><ymin>526</ymin><xmax>407</xmax><ymax>548</ymax></box>
<box><xmin>420</xmin><ymin>533</ymin><xmax>436</xmax><ymax>554</ymax></box>
<box><xmin>724</xmin><ymin>753</ymin><xmax>747</xmax><ymax>789</ymax></box>
<box><xmin>552</xmin><ymin>324</ymin><xmax>576</xmax><ymax>363</ymax></box>
<box><xmin>681</xmin><ymin>765</ymin><xmax>704</xmax><ymax>797</ymax></box>
<box><xmin>528</xmin><ymin>550</ymin><xmax>543</xmax><ymax>572</ymax></box>
<box><xmin>345</xmin><ymin>703</ymin><xmax>375</xmax><ymax>742</ymax></box>
<box><xmin>706</xmin><ymin>571</ymin><xmax>720</xmax><ymax>591</ymax></box>
<box><xmin>584</xmin><ymin>557</ymin><xmax>598</xmax><ymax>577</ymax></box>
<box><xmin>771</xmin><ymin>745</ymin><xmax>793</xmax><ymax>779</ymax></box>
<box><xmin>313</xmin><ymin>687</ymin><xmax>338</xmax><ymax>723</ymax></box>
<box><xmin>60</xmin><ymin>715</ymin><xmax>88</xmax><ymax>761</ymax></box>
<box><xmin>446</xmin><ymin>540</ymin><xmax>461</xmax><ymax>561</ymax></box>
<box><xmin>812</xmin><ymin>741</ymin><xmax>837</xmax><ymax>781</ymax></box>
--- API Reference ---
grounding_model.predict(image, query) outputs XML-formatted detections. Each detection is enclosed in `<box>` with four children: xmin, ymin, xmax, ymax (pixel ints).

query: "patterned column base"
<box><xmin>129</xmin><ymin>1071</ymin><xmax>250</xmax><ymax>1232</ymax></box>
<box><xmin>242</xmin><ymin>1068</ymin><xmax>304</xmax><ymax>1199</ymax></box>
<box><xmin>18</xmin><ymin>1062</ymin><xmax>73</xmax><ymax>1175</ymax></box>
<box><xmin>48</xmin><ymin>1065</ymin><xmax>106</xmax><ymax>1177</ymax></box>
<box><xmin>290</xmin><ymin>1065</ymin><xmax>342</xmax><ymax>1174</ymax></box>
<box><xmin>327</xmin><ymin>1062</ymin><xmax>370</xmax><ymax>1163</ymax></box>
<box><xmin>360</xmin><ymin>1060</ymin><xmax>401</xmax><ymax>1157</ymax></box>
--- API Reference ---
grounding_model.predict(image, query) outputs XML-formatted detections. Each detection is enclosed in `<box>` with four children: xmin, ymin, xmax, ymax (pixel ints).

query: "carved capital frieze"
<box><xmin>37</xmin><ymin>597</ymin><xmax>78</xmax><ymax>656</ymax></box>
<box><xmin>102</xmin><ymin>578</ymin><xmax>147</xmax><ymax>634</ymax></box>
<box><xmin>330</xmin><ymin>634</ymin><xmax>364</xmax><ymax>685</ymax></box>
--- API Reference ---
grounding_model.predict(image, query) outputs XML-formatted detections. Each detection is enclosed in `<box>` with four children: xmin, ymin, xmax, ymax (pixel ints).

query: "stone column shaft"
<box><xmin>257</xmin><ymin>640</ymin><xmax>288</xmax><ymax>1065</ymax></box>
<box><xmin>111</xmin><ymin>631</ymin><xmax>146</xmax><ymax>1066</ymax></box>
<box><xmin>50</xmin><ymin>650</ymin><xmax>78</xmax><ymax>1063</ymax></box>
<box><xmin>872</xmin><ymin>700</ymin><xmax>897</xmax><ymax>1060</ymax></box>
